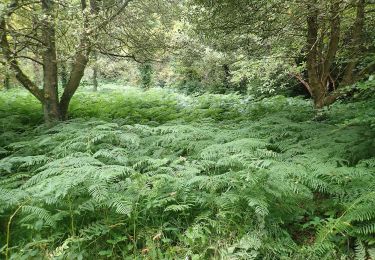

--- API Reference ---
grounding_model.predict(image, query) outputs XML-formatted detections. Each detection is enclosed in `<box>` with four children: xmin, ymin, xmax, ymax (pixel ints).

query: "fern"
<box><xmin>1</xmin><ymin>89</ymin><xmax>375</xmax><ymax>259</ymax></box>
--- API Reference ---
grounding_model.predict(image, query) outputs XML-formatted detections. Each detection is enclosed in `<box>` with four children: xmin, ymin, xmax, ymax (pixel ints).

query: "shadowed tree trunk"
<box><xmin>59</xmin><ymin>42</ymin><xmax>90</xmax><ymax>119</ymax></box>
<box><xmin>222</xmin><ymin>64</ymin><xmax>231</xmax><ymax>90</ymax></box>
<box><xmin>4</xmin><ymin>71</ymin><xmax>10</xmax><ymax>90</ymax></box>
<box><xmin>238</xmin><ymin>77</ymin><xmax>248</xmax><ymax>94</ymax></box>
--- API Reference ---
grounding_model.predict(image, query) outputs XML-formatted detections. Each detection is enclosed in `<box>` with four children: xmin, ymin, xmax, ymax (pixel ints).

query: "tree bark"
<box><xmin>59</xmin><ymin>0</ymin><xmax>92</xmax><ymax>119</ymax></box>
<box><xmin>41</xmin><ymin>0</ymin><xmax>61</xmax><ymax>122</ymax></box>
<box><xmin>321</xmin><ymin>0</ymin><xmax>340</xmax><ymax>83</ymax></box>
<box><xmin>306</xmin><ymin>0</ymin><xmax>325</xmax><ymax>108</ymax></box>
<box><xmin>60</xmin><ymin>61</ymin><xmax>68</xmax><ymax>88</ymax></box>
<box><xmin>59</xmin><ymin>44</ymin><xmax>90</xmax><ymax>119</ymax></box>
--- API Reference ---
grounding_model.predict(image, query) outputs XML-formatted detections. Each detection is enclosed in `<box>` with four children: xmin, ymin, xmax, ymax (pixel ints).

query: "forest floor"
<box><xmin>0</xmin><ymin>88</ymin><xmax>374</xmax><ymax>259</ymax></box>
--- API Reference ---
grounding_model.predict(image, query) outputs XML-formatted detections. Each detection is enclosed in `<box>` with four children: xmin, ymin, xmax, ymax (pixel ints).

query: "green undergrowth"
<box><xmin>0</xmin><ymin>88</ymin><xmax>375</xmax><ymax>259</ymax></box>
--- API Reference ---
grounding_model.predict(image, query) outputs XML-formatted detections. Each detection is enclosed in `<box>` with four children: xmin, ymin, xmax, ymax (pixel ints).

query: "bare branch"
<box><xmin>1</xmin><ymin>19</ymin><xmax>44</xmax><ymax>101</ymax></box>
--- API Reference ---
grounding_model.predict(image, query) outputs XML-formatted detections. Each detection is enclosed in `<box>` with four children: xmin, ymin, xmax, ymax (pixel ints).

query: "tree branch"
<box><xmin>60</xmin><ymin>0</ymin><xmax>133</xmax><ymax>118</ymax></box>
<box><xmin>14</xmin><ymin>55</ymin><xmax>44</xmax><ymax>65</ymax></box>
<box><xmin>0</xmin><ymin>19</ymin><xmax>44</xmax><ymax>102</ymax></box>
<box><xmin>90</xmin><ymin>0</ymin><xmax>133</xmax><ymax>34</ymax></box>
<box><xmin>291</xmin><ymin>73</ymin><xmax>313</xmax><ymax>96</ymax></box>
<box><xmin>99</xmin><ymin>50</ymin><xmax>143</xmax><ymax>63</ymax></box>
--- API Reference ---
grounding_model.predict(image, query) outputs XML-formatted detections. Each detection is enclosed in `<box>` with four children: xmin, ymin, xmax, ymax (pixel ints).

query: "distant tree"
<box><xmin>1</xmin><ymin>64</ymin><xmax>11</xmax><ymax>90</ymax></box>
<box><xmin>4</xmin><ymin>70</ymin><xmax>10</xmax><ymax>90</ymax></box>
<box><xmin>139</xmin><ymin>62</ymin><xmax>153</xmax><ymax>89</ymax></box>
<box><xmin>91</xmin><ymin>51</ymin><xmax>99</xmax><ymax>92</ymax></box>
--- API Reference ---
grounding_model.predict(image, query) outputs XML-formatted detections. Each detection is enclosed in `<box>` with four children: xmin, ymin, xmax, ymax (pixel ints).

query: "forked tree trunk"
<box><xmin>41</xmin><ymin>0</ymin><xmax>90</xmax><ymax>121</ymax></box>
<box><xmin>300</xmin><ymin>0</ymin><xmax>368</xmax><ymax>109</ymax></box>
<box><xmin>305</xmin><ymin>0</ymin><xmax>341</xmax><ymax>109</ymax></box>
<box><xmin>1</xmin><ymin>0</ymin><xmax>130</xmax><ymax>123</ymax></box>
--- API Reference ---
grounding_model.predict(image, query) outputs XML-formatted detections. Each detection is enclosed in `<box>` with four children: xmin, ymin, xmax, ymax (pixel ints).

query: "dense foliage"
<box><xmin>1</xmin><ymin>88</ymin><xmax>374</xmax><ymax>259</ymax></box>
<box><xmin>1</xmin><ymin>0</ymin><xmax>374</xmax><ymax>259</ymax></box>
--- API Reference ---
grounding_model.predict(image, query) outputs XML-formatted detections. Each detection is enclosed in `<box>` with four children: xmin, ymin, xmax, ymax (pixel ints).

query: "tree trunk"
<box><xmin>59</xmin><ymin>0</ymin><xmax>92</xmax><ymax>119</ymax></box>
<box><xmin>238</xmin><ymin>77</ymin><xmax>248</xmax><ymax>94</ymax></box>
<box><xmin>59</xmin><ymin>51</ymin><xmax>89</xmax><ymax>120</ymax></box>
<box><xmin>4</xmin><ymin>71</ymin><xmax>10</xmax><ymax>90</ymax></box>
<box><xmin>93</xmin><ymin>66</ymin><xmax>98</xmax><ymax>92</ymax></box>
<box><xmin>60</xmin><ymin>62</ymin><xmax>68</xmax><ymax>88</ymax></box>
<box><xmin>310</xmin><ymin>82</ymin><xmax>327</xmax><ymax>109</ymax></box>
<box><xmin>222</xmin><ymin>64</ymin><xmax>231</xmax><ymax>89</ymax></box>
<box><xmin>92</xmin><ymin>51</ymin><xmax>98</xmax><ymax>92</ymax></box>
<box><xmin>1</xmin><ymin>0</ymin><xmax>128</xmax><ymax>123</ymax></box>
<box><xmin>41</xmin><ymin>0</ymin><xmax>60</xmax><ymax>122</ymax></box>
<box><xmin>139</xmin><ymin>63</ymin><xmax>152</xmax><ymax>89</ymax></box>
<box><xmin>306</xmin><ymin>0</ymin><xmax>322</xmax><ymax>108</ymax></box>
<box><xmin>305</xmin><ymin>0</ymin><xmax>341</xmax><ymax>109</ymax></box>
